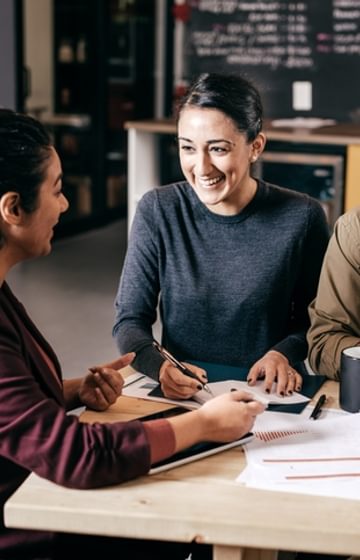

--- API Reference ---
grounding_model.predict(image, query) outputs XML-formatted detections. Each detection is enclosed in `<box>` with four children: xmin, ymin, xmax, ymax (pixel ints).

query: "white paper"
<box><xmin>195</xmin><ymin>380</ymin><xmax>309</xmax><ymax>406</ymax></box>
<box><xmin>238</xmin><ymin>411</ymin><xmax>360</xmax><ymax>501</ymax></box>
<box><xmin>122</xmin><ymin>374</ymin><xmax>310</xmax><ymax>410</ymax></box>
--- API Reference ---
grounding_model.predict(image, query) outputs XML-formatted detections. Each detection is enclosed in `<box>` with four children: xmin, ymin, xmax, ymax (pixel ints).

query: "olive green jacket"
<box><xmin>307</xmin><ymin>207</ymin><xmax>360</xmax><ymax>380</ymax></box>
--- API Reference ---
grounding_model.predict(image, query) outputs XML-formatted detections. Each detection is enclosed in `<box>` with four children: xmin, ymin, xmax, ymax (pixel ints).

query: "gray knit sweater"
<box><xmin>113</xmin><ymin>180</ymin><xmax>329</xmax><ymax>380</ymax></box>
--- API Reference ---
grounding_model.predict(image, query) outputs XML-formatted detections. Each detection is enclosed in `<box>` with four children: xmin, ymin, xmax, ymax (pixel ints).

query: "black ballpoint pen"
<box><xmin>309</xmin><ymin>393</ymin><xmax>327</xmax><ymax>420</ymax></box>
<box><xmin>152</xmin><ymin>340</ymin><xmax>213</xmax><ymax>395</ymax></box>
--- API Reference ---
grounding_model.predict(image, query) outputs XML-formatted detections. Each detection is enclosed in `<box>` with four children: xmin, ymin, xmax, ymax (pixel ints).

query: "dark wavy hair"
<box><xmin>0</xmin><ymin>108</ymin><xmax>52</xmax><ymax>214</ymax></box>
<box><xmin>177</xmin><ymin>73</ymin><xmax>263</xmax><ymax>142</ymax></box>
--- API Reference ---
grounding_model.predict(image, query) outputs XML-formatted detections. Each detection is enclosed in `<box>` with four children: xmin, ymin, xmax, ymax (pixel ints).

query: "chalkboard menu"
<box><xmin>183</xmin><ymin>0</ymin><xmax>360</xmax><ymax>121</ymax></box>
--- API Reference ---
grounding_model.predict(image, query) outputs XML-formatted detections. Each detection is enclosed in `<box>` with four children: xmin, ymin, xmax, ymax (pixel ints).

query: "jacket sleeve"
<box><xmin>307</xmin><ymin>209</ymin><xmax>360</xmax><ymax>380</ymax></box>
<box><xmin>113</xmin><ymin>192</ymin><xmax>165</xmax><ymax>379</ymax></box>
<box><xmin>272</xmin><ymin>199</ymin><xmax>330</xmax><ymax>366</ymax></box>
<box><xmin>0</xmin><ymin>320</ymin><xmax>152</xmax><ymax>489</ymax></box>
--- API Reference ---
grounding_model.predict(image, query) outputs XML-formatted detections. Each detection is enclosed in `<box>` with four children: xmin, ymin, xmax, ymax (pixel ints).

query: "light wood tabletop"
<box><xmin>6</xmin><ymin>376</ymin><xmax>358</xmax><ymax>560</ymax></box>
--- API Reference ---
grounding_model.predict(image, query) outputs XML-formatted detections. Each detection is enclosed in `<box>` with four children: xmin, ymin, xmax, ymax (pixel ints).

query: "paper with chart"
<box><xmin>238</xmin><ymin>410</ymin><xmax>360</xmax><ymax>501</ymax></box>
<box><xmin>122</xmin><ymin>372</ymin><xmax>310</xmax><ymax>410</ymax></box>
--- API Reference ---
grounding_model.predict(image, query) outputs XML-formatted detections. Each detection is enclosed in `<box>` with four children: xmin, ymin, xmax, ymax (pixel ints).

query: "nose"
<box><xmin>195</xmin><ymin>151</ymin><xmax>213</xmax><ymax>176</ymax></box>
<box><xmin>60</xmin><ymin>193</ymin><xmax>69</xmax><ymax>213</ymax></box>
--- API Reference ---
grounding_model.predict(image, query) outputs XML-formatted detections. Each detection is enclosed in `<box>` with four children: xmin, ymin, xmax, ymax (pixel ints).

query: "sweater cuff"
<box><xmin>143</xmin><ymin>418</ymin><xmax>176</xmax><ymax>465</ymax></box>
<box><xmin>132</xmin><ymin>345</ymin><xmax>164</xmax><ymax>381</ymax></box>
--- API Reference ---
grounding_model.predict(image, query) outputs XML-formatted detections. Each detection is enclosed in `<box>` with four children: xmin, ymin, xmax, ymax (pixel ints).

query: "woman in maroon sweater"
<box><xmin>0</xmin><ymin>109</ymin><xmax>264</xmax><ymax>559</ymax></box>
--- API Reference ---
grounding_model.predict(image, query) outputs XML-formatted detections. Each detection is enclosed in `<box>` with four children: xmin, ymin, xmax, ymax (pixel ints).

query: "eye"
<box><xmin>54</xmin><ymin>182</ymin><xmax>64</xmax><ymax>197</ymax></box>
<box><xmin>179</xmin><ymin>144</ymin><xmax>195</xmax><ymax>153</ymax></box>
<box><xmin>210</xmin><ymin>145</ymin><xmax>228</xmax><ymax>154</ymax></box>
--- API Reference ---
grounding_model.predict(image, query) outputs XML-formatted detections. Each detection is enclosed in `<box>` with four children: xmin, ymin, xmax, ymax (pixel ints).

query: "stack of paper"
<box><xmin>238</xmin><ymin>411</ymin><xmax>360</xmax><ymax>501</ymax></box>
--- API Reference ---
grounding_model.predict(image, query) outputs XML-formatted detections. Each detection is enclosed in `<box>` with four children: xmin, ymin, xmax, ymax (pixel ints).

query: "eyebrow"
<box><xmin>177</xmin><ymin>136</ymin><xmax>235</xmax><ymax>146</ymax></box>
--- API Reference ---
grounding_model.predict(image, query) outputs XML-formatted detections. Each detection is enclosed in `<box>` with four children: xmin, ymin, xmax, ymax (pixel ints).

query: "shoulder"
<box><xmin>261</xmin><ymin>181</ymin><xmax>327</xmax><ymax>222</ymax></box>
<box><xmin>139</xmin><ymin>181</ymin><xmax>189</xmax><ymax>207</ymax></box>
<box><xmin>264</xmin><ymin>181</ymin><xmax>318</xmax><ymax>206</ymax></box>
<box><xmin>131</xmin><ymin>182</ymin><xmax>191</xmax><ymax>236</ymax></box>
<box><xmin>333</xmin><ymin>206</ymin><xmax>360</xmax><ymax>257</ymax></box>
<box><xmin>336</xmin><ymin>206</ymin><xmax>360</xmax><ymax>232</ymax></box>
<box><xmin>135</xmin><ymin>182</ymin><xmax>193</xmax><ymax>223</ymax></box>
<box><xmin>0</xmin><ymin>284</ymin><xmax>23</xmax><ymax>346</ymax></box>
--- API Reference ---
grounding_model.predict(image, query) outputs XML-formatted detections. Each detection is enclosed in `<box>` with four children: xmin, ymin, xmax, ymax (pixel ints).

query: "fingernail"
<box><xmin>230</xmin><ymin>387</ymin><xmax>237</xmax><ymax>392</ymax></box>
<box><xmin>265</xmin><ymin>388</ymin><xmax>270</xmax><ymax>394</ymax></box>
<box><xmin>280</xmin><ymin>391</ymin><xmax>284</xmax><ymax>396</ymax></box>
<box><xmin>197</xmin><ymin>384</ymin><xmax>203</xmax><ymax>391</ymax></box>
<box><xmin>296</xmin><ymin>386</ymin><xmax>301</xmax><ymax>392</ymax></box>
<box><xmin>247</xmin><ymin>378</ymin><xmax>252</xmax><ymax>384</ymax></box>
<box><xmin>288</xmin><ymin>390</ymin><xmax>293</xmax><ymax>395</ymax></box>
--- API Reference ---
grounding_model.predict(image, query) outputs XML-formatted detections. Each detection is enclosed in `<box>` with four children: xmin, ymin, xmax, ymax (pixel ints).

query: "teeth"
<box><xmin>198</xmin><ymin>176</ymin><xmax>223</xmax><ymax>187</ymax></box>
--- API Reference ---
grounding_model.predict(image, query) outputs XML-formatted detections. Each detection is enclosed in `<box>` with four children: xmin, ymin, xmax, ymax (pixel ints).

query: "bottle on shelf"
<box><xmin>76</xmin><ymin>35</ymin><xmax>87</xmax><ymax>63</ymax></box>
<box><xmin>58</xmin><ymin>38</ymin><xmax>74</xmax><ymax>63</ymax></box>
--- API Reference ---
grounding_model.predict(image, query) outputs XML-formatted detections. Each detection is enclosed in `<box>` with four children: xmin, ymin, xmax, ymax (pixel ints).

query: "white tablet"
<box><xmin>149</xmin><ymin>432</ymin><xmax>254</xmax><ymax>475</ymax></box>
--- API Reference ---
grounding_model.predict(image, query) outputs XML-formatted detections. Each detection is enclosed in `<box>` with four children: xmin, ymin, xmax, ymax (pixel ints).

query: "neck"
<box><xmin>208</xmin><ymin>176</ymin><xmax>258</xmax><ymax>216</ymax></box>
<box><xmin>0</xmin><ymin>246</ymin><xmax>19</xmax><ymax>286</ymax></box>
<box><xmin>237</xmin><ymin>177</ymin><xmax>257</xmax><ymax>211</ymax></box>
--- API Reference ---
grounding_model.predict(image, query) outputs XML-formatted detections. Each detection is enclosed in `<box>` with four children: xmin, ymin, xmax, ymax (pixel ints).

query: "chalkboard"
<box><xmin>182</xmin><ymin>0</ymin><xmax>360</xmax><ymax>121</ymax></box>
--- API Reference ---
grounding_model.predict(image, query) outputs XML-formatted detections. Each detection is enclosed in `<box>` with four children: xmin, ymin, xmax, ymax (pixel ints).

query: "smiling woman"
<box><xmin>1</xmin><ymin>147</ymin><xmax>68</xmax><ymax>262</ymax></box>
<box><xmin>0</xmin><ymin>108</ymin><xmax>264</xmax><ymax>560</ymax></box>
<box><xmin>177</xmin><ymin>106</ymin><xmax>264</xmax><ymax>215</ymax></box>
<box><xmin>113</xmin><ymin>72</ymin><xmax>330</xmax><ymax>401</ymax></box>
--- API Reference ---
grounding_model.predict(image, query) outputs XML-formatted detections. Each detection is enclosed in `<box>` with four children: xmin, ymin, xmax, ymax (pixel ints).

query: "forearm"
<box><xmin>271</xmin><ymin>331</ymin><xmax>308</xmax><ymax>366</ymax></box>
<box><xmin>143</xmin><ymin>410</ymin><xmax>208</xmax><ymax>465</ymax></box>
<box><xmin>274</xmin><ymin>206</ymin><xmax>329</xmax><ymax>367</ymax></box>
<box><xmin>141</xmin><ymin>411</ymin><xmax>206</xmax><ymax>467</ymax></box>
<box><xmin>113</xmin><ymin>324</ymin><xmax>163</xmax><ymax>379</ymax></box>
<box><xmin>307</xmin><ymin>304</ymin><xmax>360</xmax><ymax>379</ymax></box>
<box><xmin>167</xmin><ymin>410</ymin><xmax>205</xmax><ymax>452</ymax></box>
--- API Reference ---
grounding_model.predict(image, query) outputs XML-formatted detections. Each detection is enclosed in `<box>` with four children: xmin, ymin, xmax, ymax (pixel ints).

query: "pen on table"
<box><xmin>152</xmin><ymin>340</ymin><xmax>213</xmax><ymax>395</ymax></box>
<box><xmin>309</xmin><ymin>393</ymin><xmax>327</xmax><ymax>420</ymax></box>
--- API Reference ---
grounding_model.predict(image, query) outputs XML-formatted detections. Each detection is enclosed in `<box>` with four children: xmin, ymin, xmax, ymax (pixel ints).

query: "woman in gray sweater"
<box><xmin>113</xmin><ymin>73</ymin><xmax>329</xmax><ymax>401</ymax></box>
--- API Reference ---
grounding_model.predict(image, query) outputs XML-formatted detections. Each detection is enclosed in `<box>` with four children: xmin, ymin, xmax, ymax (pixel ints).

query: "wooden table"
<box><xmin>6</xmin><ymin>379</ymin><xmax>360</xmax><ymax>560</ymax></box>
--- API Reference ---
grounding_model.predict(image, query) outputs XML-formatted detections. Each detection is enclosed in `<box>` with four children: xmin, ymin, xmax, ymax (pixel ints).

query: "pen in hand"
<box><xmin>309</xmin><ymin>393</ymin><xmax>327</xmax><ymax>420</ymax></box>
<box><xmin>152</xmin><ymin>340</ymin><xmax>213</xmax><ymax>395</ymax></box>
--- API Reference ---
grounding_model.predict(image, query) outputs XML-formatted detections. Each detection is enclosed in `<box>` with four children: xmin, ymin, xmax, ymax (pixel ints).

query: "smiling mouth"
<box><xmin>198</xmin><ymin>175</ymin><xmax>224</xmax><ymax>189</ymax></box>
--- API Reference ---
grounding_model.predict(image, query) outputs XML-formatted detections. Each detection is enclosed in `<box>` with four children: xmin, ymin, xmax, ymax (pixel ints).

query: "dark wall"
<box><xmin>183</xmin><ymin>0</ymin><xmax>360</xmax><ymax>122</ymax></box>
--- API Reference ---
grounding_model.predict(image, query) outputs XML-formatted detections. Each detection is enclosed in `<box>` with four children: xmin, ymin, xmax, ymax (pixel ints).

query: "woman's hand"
<box><xmin>159</xmin><ymin>360</ymin><xmax>208</xmax><ymax>399</ymax></box>
<box><xmin>78</xmin><ymin>352</ymin><xmax>135</xmax><ymax>411</ymax></box>
<box><xmin>198</xmin><ymin>390</ymin><xmax>266</xmax><ymax>441</ymax></box>
<box><xmin>247</xmin><ymin>350</ymin><xmax>302</xmax><ymax>396</ymax></box>
<box><xmin>167</xmin><ymin>390</ymin><xmax>266</xmax><ymax>451</ymax></box>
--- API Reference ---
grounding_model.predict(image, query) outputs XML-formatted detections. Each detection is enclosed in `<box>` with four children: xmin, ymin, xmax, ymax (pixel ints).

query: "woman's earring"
<box><xmin>251</xmin><ymin>156</ymin><xmax>257</xmax><ymax>163</ymax></box>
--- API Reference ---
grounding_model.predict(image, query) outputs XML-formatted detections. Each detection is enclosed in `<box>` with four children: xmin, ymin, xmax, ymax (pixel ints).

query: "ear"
<box><xmin>249</xmin><ymin>132</ymin><xmax>267</xmax><ymax>164</ymax></box>
<box><xmin>0</xmin><ymin>192</ymin><xmax>22</xmax><ymax>225</ymax></box>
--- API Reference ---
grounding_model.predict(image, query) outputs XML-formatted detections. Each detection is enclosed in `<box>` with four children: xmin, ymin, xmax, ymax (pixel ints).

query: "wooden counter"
<box><xmin>124</xmin><ymin>119</ymin><xmax>360</xmax><ymax>230</ymax></box>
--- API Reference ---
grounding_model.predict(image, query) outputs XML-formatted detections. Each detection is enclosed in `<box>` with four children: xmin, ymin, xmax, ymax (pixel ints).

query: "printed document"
<box><xmin>238</xmin><ymin>411</ymin><xmax>360</xmax><ymax>500</ymax></box>
<box><xmin>122</xmin><ymin>372</ymin><xmax>310</xmax><ymax>410</ymax></box>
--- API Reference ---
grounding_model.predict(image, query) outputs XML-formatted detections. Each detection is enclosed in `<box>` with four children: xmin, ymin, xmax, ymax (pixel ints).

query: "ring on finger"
<box><xmin>287</xmin><ymin>370</ymin><xmax>295</xmax><ymax>377</ymax></box>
